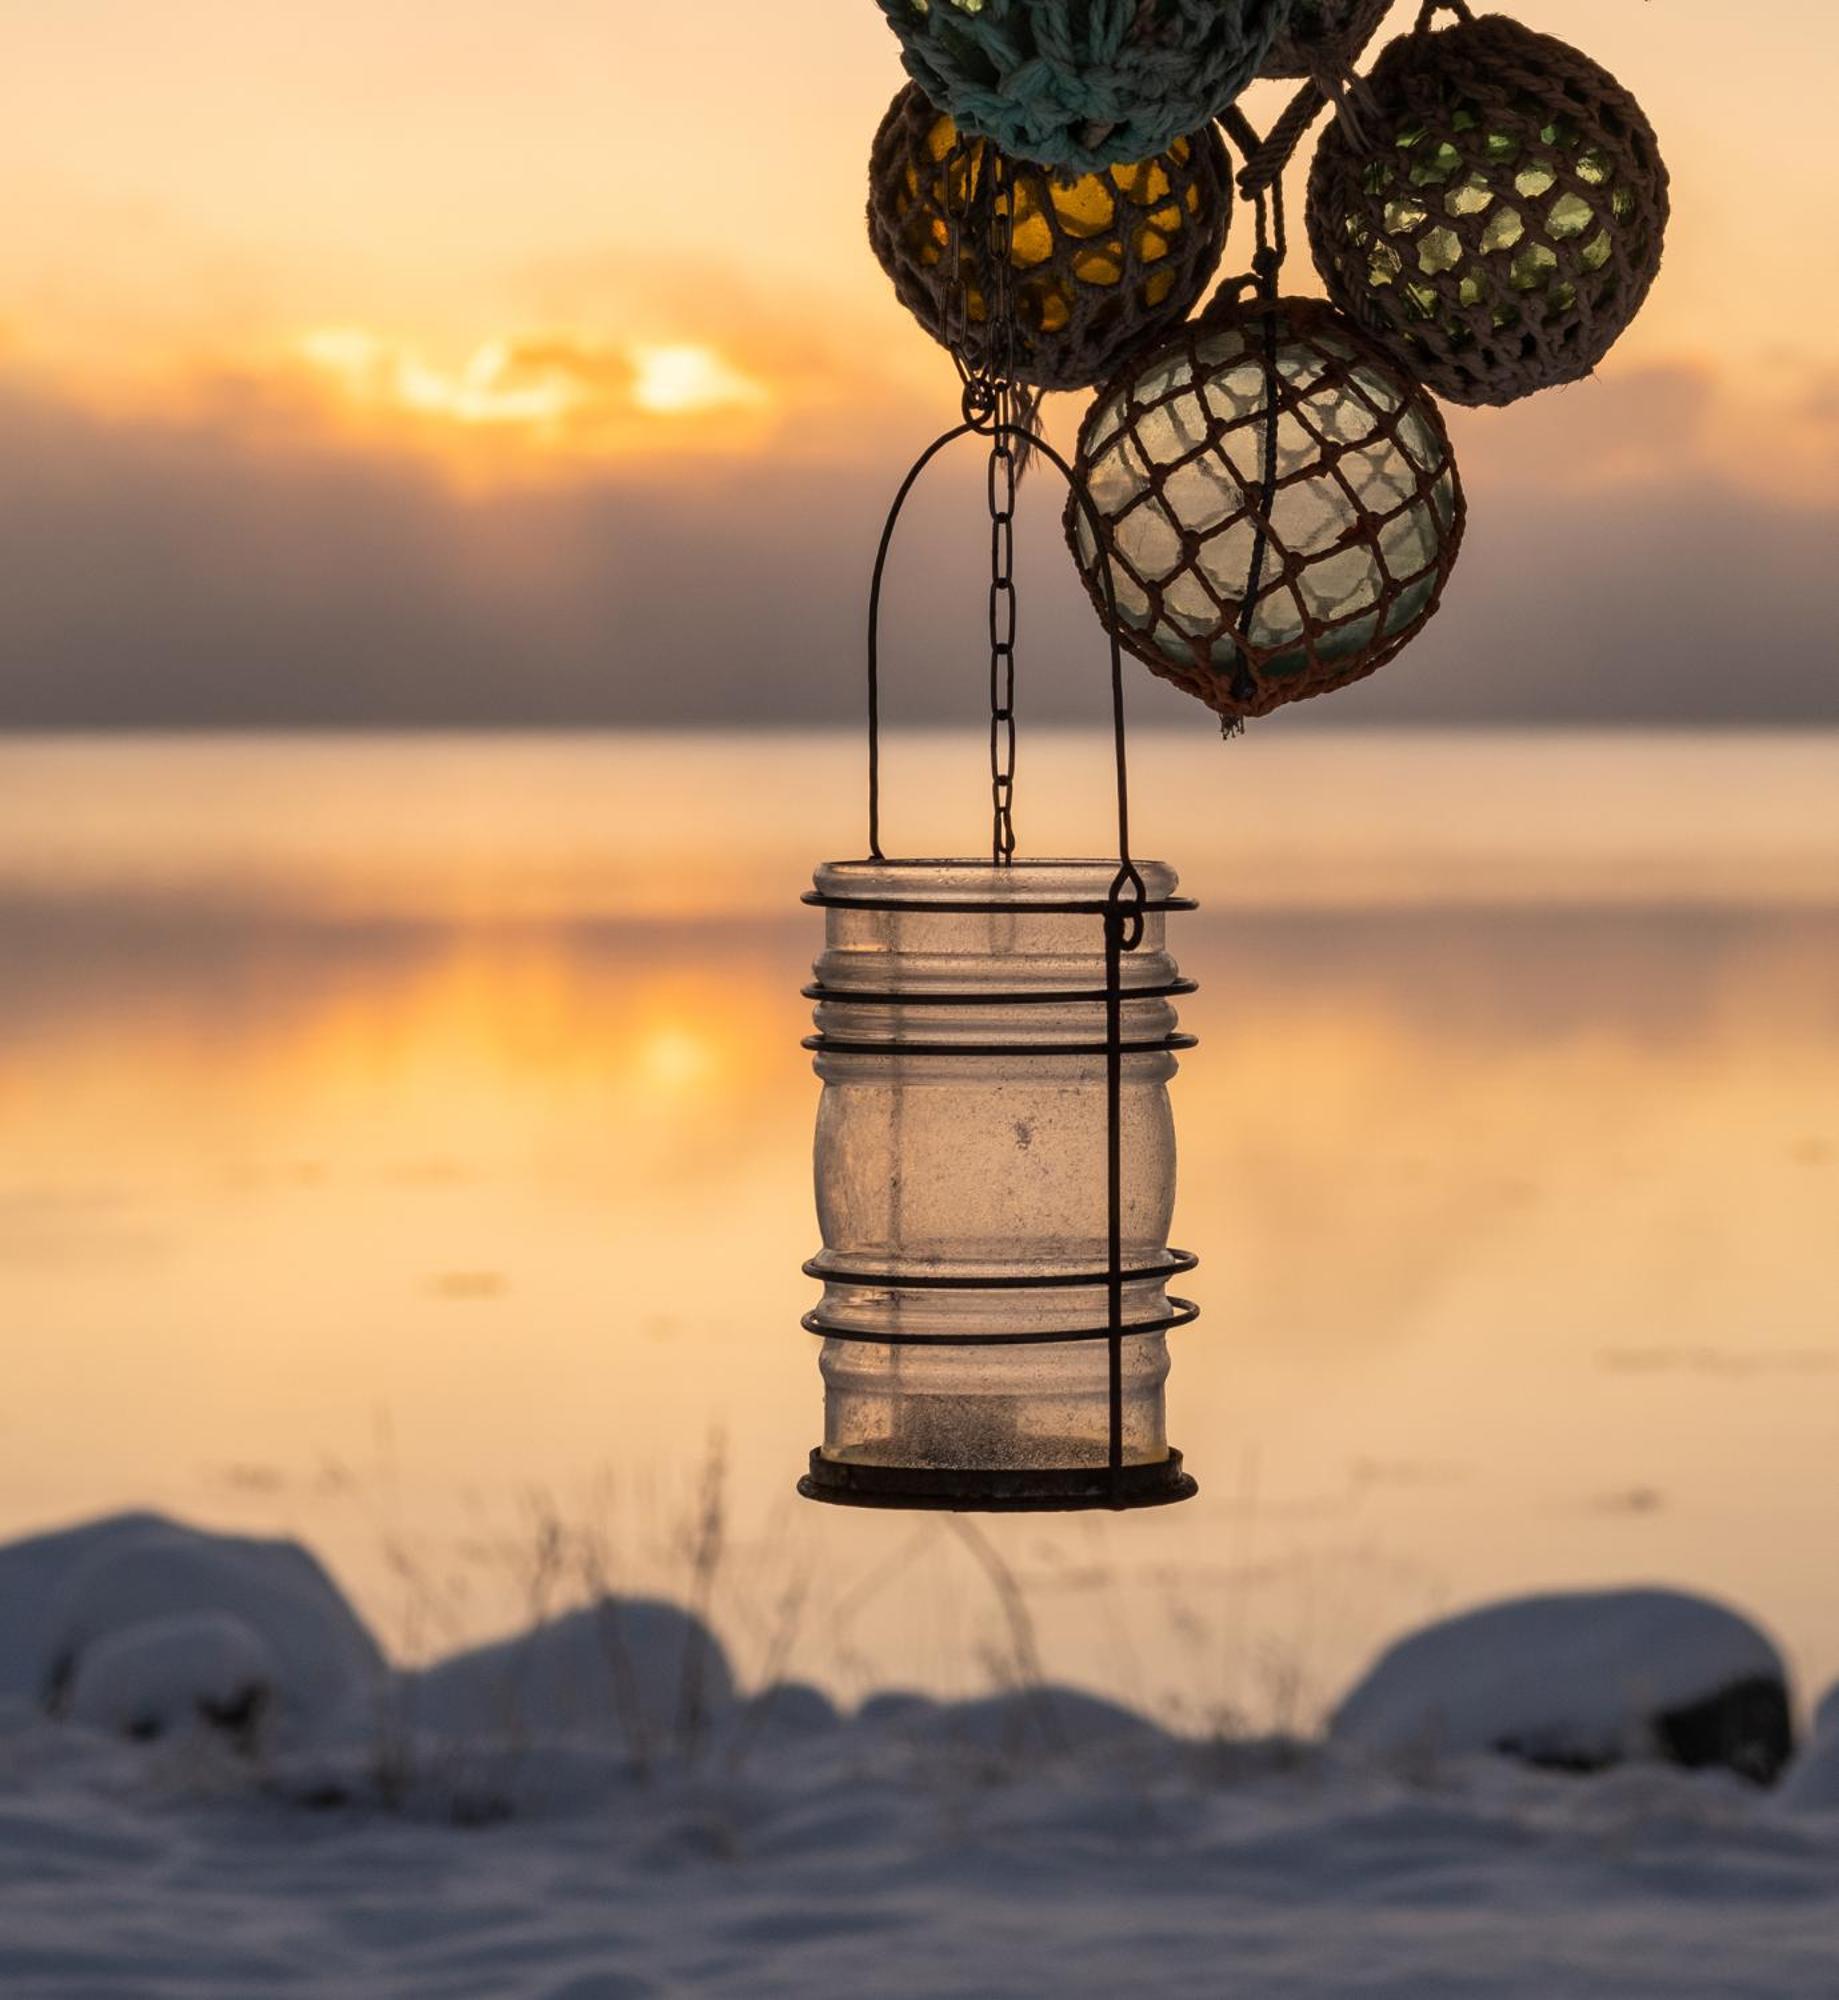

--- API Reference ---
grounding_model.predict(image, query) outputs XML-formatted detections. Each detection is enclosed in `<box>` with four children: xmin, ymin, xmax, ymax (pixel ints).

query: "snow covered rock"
<box><xmin>65</xmin><ymin>1612</ymin><xmax>276</xmax><ymax>1750</ymax></box>
<box><xmin>696</xmin><ymin>1682</ymin><xmax>843</xmax><ymax>1773</ymax></box>
<box><xmin>0</xmin><ymin>1512</ymin><xmax>173</xmax><ymax>1701</ymax></box>
<box><xmin>728</xmin><ymin>1681</ymin><xmax>840</xmax><ymax>1741</ymax></box>
<box><xmin>855</xmin><ymin>1690</ymin><xmax>941</xmax><ymax>1731</ymax></box>
<box><xmin>405</xmin><ymin>1596</ymin><xmax>733</xmax><ymax>1758</ymax></box>
<box><xmin>1816</xmin><ymin>1682</ymin><xmax>1839</xmax><ymax>1740</ymax></box>
<box><xmin>1780</xmin><ymin>1684</ymin><xmax>1839</xmax><ymax>1813</ymax></box>
<box><xmin>1332</xmin><ymin>1589</ymin><xmax>1793</xmax><ymax>1784</ymax></box>
<box><xmin>30</xmin><ymin>1515</ymin><xmax>385</xmax><ymax>1746</ymax></box>
<box><xmin>855</xmin><ymin>1684</ymin><xmax>1166</xmax><ymax>1761</ymax></box>
<box><xmin>929</xmin><ymin>1686</ymin><xmax>1167</xmax><ymax>1757</ymax></box>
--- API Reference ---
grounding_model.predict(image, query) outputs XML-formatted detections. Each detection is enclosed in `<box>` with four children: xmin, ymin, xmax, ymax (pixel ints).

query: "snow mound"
<box><xmin>1332</xmin><ymin>1588</ymin><xmax>1793</xmax><ymax>1783</ymax></box>
<box><xmin>28</xmin><ymin>1515</ymin><xmax>384</xmax><ymax>1745</ymax></box>
<box><xmin>66</xmin><ymin>1611</ymin><xmax>276</xmax><ymax>1748</ymax></box>
<box><xmin>405</xmin><ymin>1596</ymin><xmax>734</xmax><ymax>1757</ymax></box>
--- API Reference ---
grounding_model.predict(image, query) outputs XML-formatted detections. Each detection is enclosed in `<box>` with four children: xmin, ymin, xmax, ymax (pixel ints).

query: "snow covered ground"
<box><xmin>4</xmin><ymin>1515</ymin><xmax>1838</xmax><ymax>1998</ymax></box>
<box><xmin>7</xmin><ymin>1705</ymin><xmax>1839</xmax><ymax>1998</ymax></box>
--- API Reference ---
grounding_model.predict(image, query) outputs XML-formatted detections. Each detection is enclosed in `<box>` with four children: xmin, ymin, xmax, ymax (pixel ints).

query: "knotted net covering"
<box><xmin>876</xmin><ymin>0</ymin><xmax>1294</xmax><ymax>173</ymax></box>
<box><xmin>1306</xmin><ymin>9</ymin><xmax>1668</xmax><ymax>407</ymax></box>
<box><xmin>869</xmin><ymin>86</ymin><xmax>1232</xmax><ymax>393</ymax></box>
<box><xmin>1065</xmin><ymin>295</ymin><xmax>1463</xmax><ymax>722</ymax></box>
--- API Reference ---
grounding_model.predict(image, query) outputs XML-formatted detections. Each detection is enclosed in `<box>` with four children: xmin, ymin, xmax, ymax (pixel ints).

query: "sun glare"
<box><xmin>293</xmin><ymin>328</ymin><xmax>773</xmax><ymax>465</ymax></box>
<box><xmin>628</xmin><ymin>343</ymin><xmax>768</xmax><ymax>417</ymax></box>
<box><xmin>635</xmin><ymin>1025</ymin><xmax>717</xmax><ymax>1093</ymax></box>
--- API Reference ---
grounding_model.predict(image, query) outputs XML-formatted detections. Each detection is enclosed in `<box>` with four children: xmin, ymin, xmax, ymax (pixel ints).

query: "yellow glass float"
<box><xmin>868</xmin><ymin>85</ymin><xmax>1232</xmax><ymax>393</ymax></box>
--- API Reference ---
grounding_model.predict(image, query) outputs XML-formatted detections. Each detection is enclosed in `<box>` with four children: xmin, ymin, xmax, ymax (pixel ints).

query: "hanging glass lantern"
<box><xmin>796</xmin><ymin>418</ymin><xmax>1202</xmax><ymax>1513</ymax></box>
<box><xmin>800</xmin><ymin>860</ymin><xmax>1197</xmax><ymax>1509</ymax></box>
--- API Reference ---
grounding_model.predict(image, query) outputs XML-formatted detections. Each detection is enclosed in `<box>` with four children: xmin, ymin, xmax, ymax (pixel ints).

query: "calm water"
<box><xmin>2</xmin><ymin>730</ymin><xmax>1836</xmax><ymax>1725</ymax></box>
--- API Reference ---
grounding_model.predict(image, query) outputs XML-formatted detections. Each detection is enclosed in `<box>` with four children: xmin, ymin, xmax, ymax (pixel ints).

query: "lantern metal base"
<box><xmin>797</xmin><ymin>1447</ymin><xmax>1197</xmax><ymax>1513</ymax></box>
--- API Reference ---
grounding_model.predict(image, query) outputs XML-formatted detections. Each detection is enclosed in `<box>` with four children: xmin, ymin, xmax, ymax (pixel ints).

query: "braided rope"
<box><xmin>1261</xmin><ymin>0</ymin><xmax>1394</xmax><ymax>79</ymax></box>
<box><xmin>876</xmin><ymin>0</ymin><xmax>1294</xmax><ymax>172</ymax></box>
<box><xmin>869</xmin><ymin>86</ymin><xmax>1233</xmax><ymax>393</ymax></box>
<box><xmin>1224</xmin><ymin>0</ymin><xmax>1392</xmax><ymax>207</ymax></box>
<box><xmin>1064</xmin><ymin>295</ymin><xmax>1464</xmax><ymax>722</ymax></box>
<box><xmin>1306</xmin><ymin>9</ymin><xmax>1669</xmax><ymax>407</ymax></box>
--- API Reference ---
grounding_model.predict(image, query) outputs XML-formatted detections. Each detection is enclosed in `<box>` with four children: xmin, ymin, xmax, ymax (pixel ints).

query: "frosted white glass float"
<box><xmin>797</xmin><ymin>857</ymin><xmax>1199</xmax><ymax>1511</ymax></box>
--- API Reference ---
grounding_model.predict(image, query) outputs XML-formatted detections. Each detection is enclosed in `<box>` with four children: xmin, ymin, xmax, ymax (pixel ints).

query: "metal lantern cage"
<box><xmin>796</xmin><ymin>410</ymin><xmax>1202</xmax><ymax>1513</ymax></box>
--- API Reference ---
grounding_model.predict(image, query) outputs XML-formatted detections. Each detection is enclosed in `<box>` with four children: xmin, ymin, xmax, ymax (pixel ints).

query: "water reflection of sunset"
<box><xmin>2</xmin><ymin>734</ymin><xmax>1834</xmax><ymax>1721</ymax></box>
<box><xmin>5</xmin><ymin>13</ymin><xmax>1839</xmax><ymax>1974</ymax></box>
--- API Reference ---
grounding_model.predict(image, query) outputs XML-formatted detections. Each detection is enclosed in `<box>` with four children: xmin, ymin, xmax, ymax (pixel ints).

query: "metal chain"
<box><xmin>937</xmin><ymin>133</ymin><xmax>1022</xmax><ymax>863</ymax></box>
<box><xmin>987</xmin><ymin>424</ymin><xmax>1018</xmax><ymax>864</ymax></box>
<box><xmin>984</xmin><ymin>150</ymin><xmax>1018</xmax><ymax>865</ymax></box>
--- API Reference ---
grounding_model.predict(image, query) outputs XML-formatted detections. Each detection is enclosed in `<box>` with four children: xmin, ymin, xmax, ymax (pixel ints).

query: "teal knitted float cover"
<box><xmin>877</xmin><ymin>0</ymin><xmax>1295</xmax><ymax>172</ymax></box>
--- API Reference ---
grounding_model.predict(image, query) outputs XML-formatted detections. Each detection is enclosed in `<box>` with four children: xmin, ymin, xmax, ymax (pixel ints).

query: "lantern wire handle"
<box><xmin>863</xmin><ymin>418</ymin><xmax>1145</xmax><ymax>925</ymax></box>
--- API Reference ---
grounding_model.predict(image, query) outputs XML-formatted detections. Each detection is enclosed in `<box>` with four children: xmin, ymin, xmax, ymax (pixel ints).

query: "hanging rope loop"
<box><xmin>1228</xmin><ymin>0</ymin><xmax>1396</xmax><ymax>203</ymax></box>
<box><xmin>1251</xmin><ymin>239</ymin><xmax>1284</xmax><ymax>298</ymax></box>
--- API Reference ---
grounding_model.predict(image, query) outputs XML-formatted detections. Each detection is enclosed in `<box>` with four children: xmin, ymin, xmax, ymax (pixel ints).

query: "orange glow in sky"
<box><xmin>628</xmin><ymin>344</ymin><xmax>769</xmax><ymax>418</ymax></box>
<box><xmin>284</xmin><ymin>328</ymin><xmax>774</xmax><ymax>462</ymax></box>
<box><xmin>0</xmin><ymin>1</ymin><xmax>1833</xmax><ymax>487</ymax></box>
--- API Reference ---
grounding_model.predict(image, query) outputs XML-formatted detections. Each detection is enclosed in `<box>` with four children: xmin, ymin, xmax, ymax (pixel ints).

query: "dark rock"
<box><xmin>1654</xmin><ymin>1674</ymin><xmax>1794</xmax><ymax>1785</ymax></box>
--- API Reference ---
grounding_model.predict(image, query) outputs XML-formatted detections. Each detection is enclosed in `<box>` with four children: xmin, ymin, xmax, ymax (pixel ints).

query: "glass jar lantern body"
<box><xmin>801</xmin><ymin>860</ymin><xmax>1197</xmax><ymax>1510</ymax></box>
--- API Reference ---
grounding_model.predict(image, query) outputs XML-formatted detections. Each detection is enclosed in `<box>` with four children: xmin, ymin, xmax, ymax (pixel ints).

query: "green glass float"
<box><xmin>1306</xmin><ymin>5</ymin><xmax>1669</xmax><ymax>407</ymax></box>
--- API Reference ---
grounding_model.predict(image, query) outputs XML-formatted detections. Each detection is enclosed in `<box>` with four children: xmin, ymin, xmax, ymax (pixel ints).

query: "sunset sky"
<box><xmin>4</xmin><ymin>0</ymin><xmax>1836</xmax><ymax>725</ymax></box>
